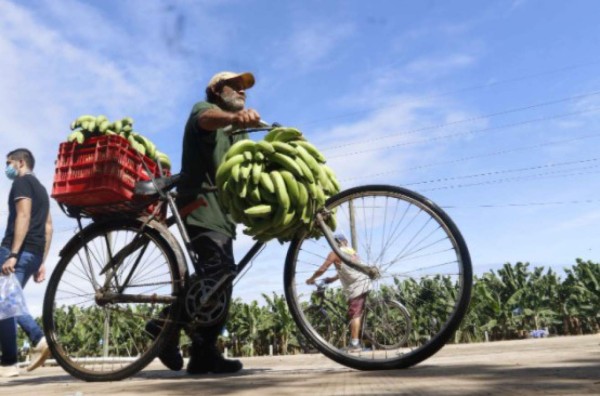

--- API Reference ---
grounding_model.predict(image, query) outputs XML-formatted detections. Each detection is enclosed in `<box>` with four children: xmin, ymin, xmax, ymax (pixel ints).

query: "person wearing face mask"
<box><xmin>0</xmin><ymin>149</ymin><xmax>52</xmax><ymax>378</ymax></box>
<box><xmin>145</xmin><ymin>72</ymin><xmax>261</xmax><ymax>375</ymax></box>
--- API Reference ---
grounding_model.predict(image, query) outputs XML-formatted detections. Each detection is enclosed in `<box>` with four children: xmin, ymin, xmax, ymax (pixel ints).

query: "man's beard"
<box><xmin>220</xmin><ymin>91</ymin><xmax>245</xmax><ymax>111</ymax></box>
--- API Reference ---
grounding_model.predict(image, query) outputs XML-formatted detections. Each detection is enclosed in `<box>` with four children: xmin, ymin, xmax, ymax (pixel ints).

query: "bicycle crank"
<box><xmin>184</xmin><ymin>275</ymin><xmax>230</xmax><ymax>327</ymax></box>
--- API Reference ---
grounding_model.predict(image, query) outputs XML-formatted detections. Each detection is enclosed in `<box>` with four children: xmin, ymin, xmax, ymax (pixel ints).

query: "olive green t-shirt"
<box><xmin>178</xmin><ymin>101</ymin><xmax>248</xmax><ymax>237</ymax></box>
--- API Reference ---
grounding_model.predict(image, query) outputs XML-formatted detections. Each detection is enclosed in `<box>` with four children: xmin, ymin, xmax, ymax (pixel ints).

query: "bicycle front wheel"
<box><xmin>43</xmin><ymin>218</ymin><xmax>185</xmax><ymax>381</ymax></box>
<box><xmin>284</xmin><ymin>185</ymin><xmax>472</xmax><ymax>370</ymax></box>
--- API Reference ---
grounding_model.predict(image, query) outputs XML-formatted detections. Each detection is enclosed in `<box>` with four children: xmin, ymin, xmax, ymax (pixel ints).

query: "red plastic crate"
<box><xmin>52</xmin><ymin>134</ymin><xmax>167</xmax><ymax>216</ymax></box>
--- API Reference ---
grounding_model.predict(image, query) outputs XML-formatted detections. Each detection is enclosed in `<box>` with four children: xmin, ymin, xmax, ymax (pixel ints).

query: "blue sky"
<box><xmin>1</xmin><ymin>0</ymin><xmax>599</xmax><ymax>315</ymax></box>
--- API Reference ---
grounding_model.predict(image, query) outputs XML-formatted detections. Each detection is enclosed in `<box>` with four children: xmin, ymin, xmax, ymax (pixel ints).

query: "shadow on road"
<box><xmin>6</xmin><ymin>360</ymin><xmax>598</xmax><ymax>396</ymax></box>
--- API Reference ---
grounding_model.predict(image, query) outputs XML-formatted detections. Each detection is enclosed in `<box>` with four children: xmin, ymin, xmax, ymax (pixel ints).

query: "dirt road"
<box><xmin>1</xmin><ymin>334</ymin><xmax>598</xmax><ymax>395</ymax></box>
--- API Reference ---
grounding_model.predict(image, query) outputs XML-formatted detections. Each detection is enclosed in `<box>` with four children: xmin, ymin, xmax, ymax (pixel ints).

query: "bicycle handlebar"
<box><xmin>222</xmin><ymin>120</ymin><xmax>272</xmax><ymax>136</ymax></box>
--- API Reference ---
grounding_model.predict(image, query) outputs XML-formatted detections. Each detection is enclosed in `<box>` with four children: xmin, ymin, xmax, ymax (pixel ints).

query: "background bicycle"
<box><xmin>303</xmin><ymin>280</ymin><xmax>411</xmax><ymax>352</ymax></box>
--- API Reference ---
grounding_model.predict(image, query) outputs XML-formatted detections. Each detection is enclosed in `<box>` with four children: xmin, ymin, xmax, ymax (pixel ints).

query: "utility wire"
<box><xmin>303</xmin><ymin>59</ymin><xmax>600</xmax><ymax>128</ymax></box>
<box><xmin>419</xmin><ymin>168</ymin><xmax>600</xmax><ymax>192</ymax></box>
<box><xmin>442</xmin><ymin>199</ymin><xmax>600</xmax><ymax>209</ymax></box>
<box><xmin>341</xmin><ymin>132</ymin><xmax>600</xmax><ymax>182</ymax></box>
<box><xmin>322</xmin><ymin>89</ymin><xmax>600</xmax><ymax>152</ymax></box>
<box><xmin>328</xmin><ymin>106</ymin><xmax>600</xmax><ymax>159</ymax></box>
<box><xmin>402</xmin><ymin>157</ymin><xmax>600</xmax><ymax>188</ymax></box>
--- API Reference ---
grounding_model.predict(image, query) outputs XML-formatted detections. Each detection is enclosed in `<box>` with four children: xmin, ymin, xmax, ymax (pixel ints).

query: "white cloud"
<box><xmin>275</xmin><ymin>22</ymin><xmax>355</xmax><ymax>71</ymax></box>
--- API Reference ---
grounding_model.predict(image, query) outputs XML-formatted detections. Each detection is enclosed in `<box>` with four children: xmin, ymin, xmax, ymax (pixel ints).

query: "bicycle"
<box><xmin>42</xmin><ymin>123</ymin><xmax>473</xmax><ymax>381</ymax></box>
<box><xmin>302</xmin><ymin>280</ymin><xmax>412</xmax><ymax>352</ymax></box>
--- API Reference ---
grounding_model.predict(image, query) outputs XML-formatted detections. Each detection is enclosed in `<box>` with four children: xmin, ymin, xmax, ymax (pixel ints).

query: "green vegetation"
<box><xmin>18</xmin><ymin>259</ymin><xmax>599</xmax><ymax>359</ymax></box>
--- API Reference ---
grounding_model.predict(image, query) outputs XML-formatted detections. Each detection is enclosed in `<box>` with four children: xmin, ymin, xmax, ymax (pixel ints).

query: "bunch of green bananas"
<box><xmin>66</xmin><ymin>114</ymin><xmax>171</xmax><ymax>170</ymax></box>
<box><xmin>216</xmin><ymin>127</ymin><xmax>340</xmax><ymax>242</ymax></box>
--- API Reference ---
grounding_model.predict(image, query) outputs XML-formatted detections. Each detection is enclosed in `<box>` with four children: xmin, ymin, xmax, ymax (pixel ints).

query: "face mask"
<box><xmin>5</xmin><ymin>164</ymin><xmax>18</xmax><ymax>180</ymax></box>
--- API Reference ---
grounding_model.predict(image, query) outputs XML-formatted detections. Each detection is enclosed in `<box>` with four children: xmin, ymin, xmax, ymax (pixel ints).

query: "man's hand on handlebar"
<box><xmin>231</xmin><ymin>109</ymin><xmax>261</xmax><ymax>128</ymax></box>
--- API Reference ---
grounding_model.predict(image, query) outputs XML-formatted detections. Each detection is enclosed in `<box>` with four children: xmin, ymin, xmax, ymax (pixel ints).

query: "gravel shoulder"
<box><xmin>1</xmin><ymin>334</ymin><xmax>598</xmax><ymax>395</ymax></box>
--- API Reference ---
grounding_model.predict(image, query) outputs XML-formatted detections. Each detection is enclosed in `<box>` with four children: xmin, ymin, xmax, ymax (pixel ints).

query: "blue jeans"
<box><xmin>0</xmin><ymin>247</ymin><xmax>44</xmax><ymax>365</ymax></box>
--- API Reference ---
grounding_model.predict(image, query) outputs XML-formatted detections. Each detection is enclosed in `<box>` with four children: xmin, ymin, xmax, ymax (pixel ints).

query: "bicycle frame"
<box><xmin>91</xmin><ymin>177</ymin><xmax>378</xmax><ymax>310</ymax></box>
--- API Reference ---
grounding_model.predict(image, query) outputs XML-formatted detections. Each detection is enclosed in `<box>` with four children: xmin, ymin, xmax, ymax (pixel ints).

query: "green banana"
<box><xmin>216</xmin><ymin>154</ymin><xmax>245</xmax><ymax>189</ymax></box>
<box><xmin>254</xmin><ymin>151</ymin><xmax>265</xmax><ymax>161</ymax></box>
<box><xmin>264</xmin><ymin>127</ymin><xmax>303</xmax><ymax>142</ymax></box>
<box><xmin>259</xmin><ymin>172</ymin><xmax>275</xmax><ymax>193</ymax></box>
<box><xmin>267</xmin><ymin>152</ymin><xmax>303</xmax><ymax>178</ymax></box>
<box><xmin>155</xmin><ymin>151</ymin><xmax>172</xmax><ymax>169</ymax></box>
<box><xmin>322</xmin><ymin>165</ymin><xmax>341</xmax><ymax>192</ymax></box>
<box><xmin>293</xmin><ymin>140</ymin><xmax>327</xmax><ymax>163</ymax></box>
<box><xmin>251</xmin><ymin>162</ymin><xmax>263</xmax><ymax>185</ymax></box>
<box><xmin>226</xmin><ymin>139</ymin><xmax>256</xmax><ymax>160</ymax></box>
<box><xmin>258</xmin><ymin>185</ymin><xmax>278</xmax><ymax>203</ymax></box>
<box><xmin>293</xmin><ymin>156</ymin><xmax>315</xmax><ymax>184</ymax></box>
<box><xmin>293</xmin><ymin>143</ymin><xmax>321</xmax><ymax>178</ymax></box>
<box><xmin>76</xmin><ymin>115</ymin><xmax>95</xmax><ymax>123</ymax></box>
<box><xmin>231</xmin><ymin>163</ymin><xmax>241</xmax><ymax>183</ymax></box>
<box><xmin>256</xmin><ymin>140</ymin><xmax>275</xmax><ymax>155</ymax></box>
<box><xmin>272</xmin><ymin>141</ymin><xmax>297</xmax><ymax>157</ymax></box>
<box><xmin>296</xmin><ymin>182</ymin><xmax>309</xmax><ymax>215</ymax></box>
<box><xmin>67</xmin><ymin>131</ymin><xmax>85</xmax><ymax>144</ymax></box>
<box><xmin>244</xmin><ymin>204</ymin><xmax>273</xmax><ymax>217</ymax></box>
<box><xmin>270</xmin><ymin>171</ymin><xmax>289</xmax><ymax>208</ymax></box>
<box><xmin>98</xmin><ymin>120</ymin><xmax>110</xmax><ymax>133</ymax></box>
<box><xmin>280</xmin><ymin>170</ymin><xmax>300</xmax><ymax>207</ymax></box>
<box><xmin>247</xmin><ymin>185</ymin><xmax>262</xmax><ymax>205</ymax></box>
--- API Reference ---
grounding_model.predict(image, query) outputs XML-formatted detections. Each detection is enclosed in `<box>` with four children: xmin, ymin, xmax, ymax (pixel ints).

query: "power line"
<box><xmin>402</xmin><ymin>157</ymin><xmax>600</xmax><ymax>188</ymax></box>
<box><xmin>322</xmin><ymin>89</ymin><xmax>600</xmax><ymax>152</ymax></box>
<box><xmin>418</xmin><ymin>168</ymin><xmax>600</xmax><ymax>192</ymax></box>
<box><xmin>341</xmin><ymin>132</ymin><xmax>600</xmax><ymax>182</ymax></box>
<box><xmin>442</xmin><ymin>199</ymin><xmax>600</xmax><ymax>209</ymax></box>
<box><xmin>328</xmin><ymin>106</ymin><xmax>600</xmax><ymax>159</ymax></box>
<box><xmin>302</xmin><ymin>59</ymin><xmax>600</xmax><ymax>127</ymax></box>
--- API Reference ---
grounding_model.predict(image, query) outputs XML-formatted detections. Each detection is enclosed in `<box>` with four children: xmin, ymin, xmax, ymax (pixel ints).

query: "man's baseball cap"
<box><xmin>207</xmin><ymin>71</ymin><xmax>255</xmax><ymax>91</ymax></box>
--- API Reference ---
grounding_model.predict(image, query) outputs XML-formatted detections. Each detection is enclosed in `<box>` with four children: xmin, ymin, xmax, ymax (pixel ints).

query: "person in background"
<box><xmin>0</xmin><ymin>148</ymin><xmax>52</xmax><ymax>378</ymax></box>
<box><xmin>306</xmin><ymin>233</ymin><xmax>371</xmax><ymax>352</ymax></box>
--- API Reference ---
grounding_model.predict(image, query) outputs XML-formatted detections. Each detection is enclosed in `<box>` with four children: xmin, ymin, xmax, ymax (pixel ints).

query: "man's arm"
<box><xmin>1</xmin><ymin>198</ymin><xmax>31</xmax><ymax>274</ymax></box>
<box><xmin>34</xmin><ymin>211</ymin><xmax>53</xmax><ymax>283</ymax></box>
<box><xmin>306</xmin><ymin>251</ymin><xmax>338</xmax><ymax>285</ymax></box>
<box><xmin>198</xmin><ymin>107</ymin><xmax>261</xmax><ymax>131</ymax></box>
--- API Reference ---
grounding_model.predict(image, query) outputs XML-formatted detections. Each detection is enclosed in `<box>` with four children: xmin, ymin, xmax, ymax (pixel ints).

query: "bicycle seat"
<box><xmin>134</xmin><ymin>174</ymin><xmax>182</xmax><ymax>196</ymax></box>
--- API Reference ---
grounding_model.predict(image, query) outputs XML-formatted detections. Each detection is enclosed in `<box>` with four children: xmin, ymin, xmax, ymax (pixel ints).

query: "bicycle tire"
<box><xmin>284</xmin><ymin>185</ymin><xmax>472</xmax><ymax>370</ymax></box>
<box><xmin>363</xmin><ymin>298</ymin><xmax>411</xmax><ymax>350</ymax></box>
<box><xmin>304</xmin><ymin>306</ymin><xmax>337</xmax><ymax>348</ymax></box>
<box><xmin>43</xmin><ymin>218</ymin><xmax>186</xmax><ymax>381</ymax></box>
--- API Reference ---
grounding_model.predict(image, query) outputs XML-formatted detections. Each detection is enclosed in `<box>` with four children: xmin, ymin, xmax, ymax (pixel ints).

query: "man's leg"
<box><xmin>145</xmin><ymin>305</ymin><xmax>183</xmax><ymax>371</ymax></box>
<box><xmin>13</xmin><ymin>252</ymin><xmax>44</xmax><ymax>345</ymax></box>
<box><xmin>347</xmin><ymin>293</ymin><xmax>367</xmax><ymax>350</ymax></box>
<box><xmin>13</xmin><ymin>251</ymin><xmax>50</xmax><ymax>371</ymax></box>
<box><xmin>186</xmin><ymin>226</ymin><xmax>242</xmax><ymax>375</ymax></box>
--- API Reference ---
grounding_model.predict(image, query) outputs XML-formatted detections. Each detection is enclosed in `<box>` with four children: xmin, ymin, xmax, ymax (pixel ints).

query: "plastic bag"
<box><xmin>0</xmin><ymin>273</ymin><xmax>29</xmax><ymax>320</ymax></box>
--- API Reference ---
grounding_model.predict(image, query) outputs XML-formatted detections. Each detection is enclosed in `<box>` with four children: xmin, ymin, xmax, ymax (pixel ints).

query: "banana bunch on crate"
<box><xmin>67</xmin><ymin>114</ymin><xmax>171</xmax><ymax>169</ymax></box>
<box><xmin>216</xmin><ymin>127</ymin><xmax>341</xmax><ymax>242</ymax></box>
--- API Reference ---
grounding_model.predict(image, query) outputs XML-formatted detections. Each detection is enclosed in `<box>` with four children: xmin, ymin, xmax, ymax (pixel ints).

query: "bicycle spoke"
<box><xmin>44</xmin><ymin>219</ymin><xmax>183</xmax><ymax>381</ymax></box>
<box><xmin>285</xmin><ymin>185</ymin><xmax>471</xmax><ymax>370</ymax></box>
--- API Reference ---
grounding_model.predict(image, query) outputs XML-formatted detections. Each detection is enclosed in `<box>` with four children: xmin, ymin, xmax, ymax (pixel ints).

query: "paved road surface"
<box><xmin>1</xmin><ymin>334</ymin><xmax>598</xmax><ymax>395</ymax></box>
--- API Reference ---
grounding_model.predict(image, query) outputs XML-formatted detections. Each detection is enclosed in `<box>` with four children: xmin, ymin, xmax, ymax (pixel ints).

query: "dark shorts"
<box><xmin>348</xmin><ymin>293</ymin><xmax>368</xmax><ymax>319</ymax></box>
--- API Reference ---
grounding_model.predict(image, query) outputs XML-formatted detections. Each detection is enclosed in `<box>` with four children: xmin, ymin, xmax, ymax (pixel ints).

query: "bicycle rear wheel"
<box><xmin>43</xmin><ymin>218</ymin><xmax>186</xmax><ymax>381</ymax></box>
<box><xmin>284</xmin><ymin>185</ymin><xmax>472</xmax><ymax>370</ymax></box>
<box><xmin>363</xmin><ymin>297</ymin><xmax>411</xmax><ymax>350</ymax></box>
